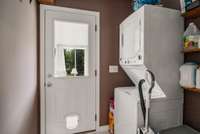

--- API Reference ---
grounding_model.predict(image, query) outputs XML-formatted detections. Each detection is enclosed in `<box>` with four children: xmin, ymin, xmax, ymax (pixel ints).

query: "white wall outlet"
<box><xmin>109</xmin><ymin>65</ymin><xmax>118</xmax><ymax>73</ymax></box>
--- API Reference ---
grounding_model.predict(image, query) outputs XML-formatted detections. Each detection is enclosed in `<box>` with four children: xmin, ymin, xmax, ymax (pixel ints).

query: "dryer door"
<box><xmin>120</xmin><ymin>16</ymin><xmax>143</xmax><ymax>65</ymax></box>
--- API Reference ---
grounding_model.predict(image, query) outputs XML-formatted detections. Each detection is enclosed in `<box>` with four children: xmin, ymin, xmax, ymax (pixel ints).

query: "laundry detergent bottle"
<box><xmin>132</xmin><ymin>0</ymin><xmax>160</xmax><ymax>11</ymax></box>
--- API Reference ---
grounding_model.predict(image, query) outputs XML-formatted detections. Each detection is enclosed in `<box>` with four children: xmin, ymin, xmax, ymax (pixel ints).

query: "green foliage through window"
<box><xmin>64</xmin><ymin>49</ymin><xmax>85</xmax><ymax>76</ymax></box>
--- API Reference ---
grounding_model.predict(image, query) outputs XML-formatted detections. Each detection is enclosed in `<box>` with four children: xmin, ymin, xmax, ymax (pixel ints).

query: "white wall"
<box><xmin>0</xmin><ymin>0</ymin><xmax>38</xmax><ymax>134</ymax></box>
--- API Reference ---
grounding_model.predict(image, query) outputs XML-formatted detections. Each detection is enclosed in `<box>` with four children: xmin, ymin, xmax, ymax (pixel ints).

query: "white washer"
<box><xmin>114</xmin><ymin>87</ymin><xmax>183</xmax><ymax>134</ymax></box>
<box><xmin>116</xmin><ymin>5</ymin><xmax>184</xmax><ymax>134</ymax></box>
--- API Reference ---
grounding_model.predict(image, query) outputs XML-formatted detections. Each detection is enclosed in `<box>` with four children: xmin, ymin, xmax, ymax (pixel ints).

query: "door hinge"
<box><xmin>53</xmin><ymin>47</ymin><xmax>56</xmax><ymax>57</ymax></box>
<box><xmin>95</xmin><ymin>24</ymin><xmax>98</xmax><ymax>32</ymax></box>
<box><xmin>95</xmin><ymin>114</ymin><xmax>97</xmax><ymax>121</ymax></box>
<box><xmin>121</xmin><ymin>34</ymin><xmax>124</xmax><ymax>47</ymax></box>
<box><xmin>95</xmin><ymin>70</ymin><xmax>97</xmax><ymax>77</ymax></box>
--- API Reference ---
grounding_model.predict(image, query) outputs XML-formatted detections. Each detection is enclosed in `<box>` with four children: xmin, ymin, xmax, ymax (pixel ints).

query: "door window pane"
<box><xmin>64</xmin><ymin>48</ymin><xmax>86</xmax><ymax>76</ymax></box>
<box><xmin>54</xmin><ymin>20</ymin><xmax>89</xmax><ymax>77</ymax></box>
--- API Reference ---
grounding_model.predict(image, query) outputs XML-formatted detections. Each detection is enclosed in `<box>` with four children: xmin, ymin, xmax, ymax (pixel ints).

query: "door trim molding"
<box><xmin>40</xmin><ymin>5</ymin><xmax>100</xmax><ymax>134</ymax></box>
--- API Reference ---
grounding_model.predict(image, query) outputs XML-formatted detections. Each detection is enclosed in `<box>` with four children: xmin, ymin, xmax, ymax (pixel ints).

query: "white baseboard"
<box><xmin>96</xmin><ymin>125</ymin><xmax>109</xmax><ymax>132</ymax></box>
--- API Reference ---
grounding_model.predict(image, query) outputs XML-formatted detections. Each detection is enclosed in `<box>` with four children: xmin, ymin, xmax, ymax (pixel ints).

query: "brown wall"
<box><xmin>0</xmin><ymin>0</ymin><xmax>39</xmax><ymax>134</ymax></box>
<box><xmin>54</xmin><ymin>0</ymin><xmax>133</xmax><ymax>125</ymax></box>
<box><xmin>161</xmin><ymin>0</ymin><xmax>180</xmax><ymax>9</ymax></box>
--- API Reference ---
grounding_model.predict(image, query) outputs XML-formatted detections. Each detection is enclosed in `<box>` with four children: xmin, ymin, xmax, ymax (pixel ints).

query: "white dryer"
<box><xmin>115</xmin><ymin>5</ymin><xmax>184</xmax><ymax>134</ymax></box>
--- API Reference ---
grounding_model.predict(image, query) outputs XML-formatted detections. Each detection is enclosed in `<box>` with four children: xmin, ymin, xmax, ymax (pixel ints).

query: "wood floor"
<box><xmin>88</xmin><ymin>132</ymin><xmax>109</xmax><ymax>134</ymax></box>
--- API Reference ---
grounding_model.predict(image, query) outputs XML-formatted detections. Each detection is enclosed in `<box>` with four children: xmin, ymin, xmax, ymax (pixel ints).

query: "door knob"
<box><xmin>48</xmin><ymin>74</ymin><xmax>53</xmax><ymax>78</ymax></box>
<box><xmin>46</xmin><ymin>82</ymin><xmax>53</xmax><ymax>87</ymax></box>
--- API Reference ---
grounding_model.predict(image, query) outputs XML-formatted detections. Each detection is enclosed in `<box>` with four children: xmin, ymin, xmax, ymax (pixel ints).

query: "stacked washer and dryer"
<box><xmin>115</xmin><ymin>5</ymin><xmax>185</xmax><ymax>134</ymax></box>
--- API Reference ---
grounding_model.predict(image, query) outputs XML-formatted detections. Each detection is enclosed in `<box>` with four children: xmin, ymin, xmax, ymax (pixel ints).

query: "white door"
<box><xmin>43</xmin><ymin>7</ymin><xmax>98</xmax><ymax>134</ymax></box>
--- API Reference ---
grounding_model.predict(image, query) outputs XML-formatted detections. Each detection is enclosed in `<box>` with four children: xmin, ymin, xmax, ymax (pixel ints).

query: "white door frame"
<box><xmin>40</xmin><ymin>5</ymin><xmax>100</xmax><ymax>134</ymax></box>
